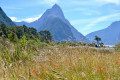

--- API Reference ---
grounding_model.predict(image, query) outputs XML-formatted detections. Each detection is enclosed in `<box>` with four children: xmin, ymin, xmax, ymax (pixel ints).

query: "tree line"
<box><xmin>0</xmin><ymin>23</ymin><xmax>53</xmax><ymax>43</ymax></box>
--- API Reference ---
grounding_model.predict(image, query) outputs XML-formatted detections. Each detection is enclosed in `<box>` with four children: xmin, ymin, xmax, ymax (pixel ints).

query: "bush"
<box><xmin>8</xmin><ymin>32</ymin><xmax>18</xmax><ymax>42</ymax></box>
<box><xmin>114</xmin><ymin>43</ymin><xmax>120</xmax><ymax>51</ymax></box>
<box><xmin>0</xmin><ymin>43</ymin><xmax>34</xmax><ymax>64</ymax></box>
<box><xmin>0</xmin><ymin>37</ymin><xmax>34</xmax><ymax>64</ymax></box>
<box><xmin>19</xmin><ymin>35</ymin><xmax>28</xmax><ymax>49</ymax></box>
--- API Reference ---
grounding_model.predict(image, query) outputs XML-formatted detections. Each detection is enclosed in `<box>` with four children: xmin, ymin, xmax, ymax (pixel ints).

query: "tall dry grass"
<box><xmin>0</xmin><ymin>42</ymin><xmax>120</xmax><ymax>80</ymax></box>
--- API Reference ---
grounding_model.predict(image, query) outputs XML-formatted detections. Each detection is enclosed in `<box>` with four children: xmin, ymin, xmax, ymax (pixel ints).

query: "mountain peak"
<box><xmin>52</xmin><ymin>4</ymin><xmax>60</xmax><ymax>9</ymax></box>
<box><xmin>51</xmin><ymin>4</ymin><xmax>62</xmax><ymax>12</ymax></box>
<box><xmin>15</xmin><ymin>4</ymin><xmax>89</xmax><ymax>43</ymax></box>
<box><xmin>40</xmin><ymin>4</ymin><xmax>64</xmax><ymax>20</ymax></box>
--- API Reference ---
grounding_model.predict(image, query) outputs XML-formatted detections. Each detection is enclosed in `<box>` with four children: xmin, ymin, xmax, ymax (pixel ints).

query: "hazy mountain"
<box><xmin>14</xmin><ymin>21</ymin><xmax>28</xmax><ymax>26</ymax></box>
<box><xmin>15</xmin><ymin>4</ymin><xmax>88</xmax><ymax>42</ymax></box>
<box><xmin>0</xmin><ymin>7</ymin><xmax>16</xmax><ymax>27</ymax></box>
<box><xmin>118</xmin><ymin>33</ymin><xmax>120</xmax><ymax>43</ymax></box>
<box><xmin>86</xmin><ymin>21</ymin><xmax>120</xmax><ymax>45</ymax></box>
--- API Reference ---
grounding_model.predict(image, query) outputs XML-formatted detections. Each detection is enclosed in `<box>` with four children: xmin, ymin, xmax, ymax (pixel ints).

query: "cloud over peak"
<box><xmin>10</xmin><ymin>14</ymin><xmax>42</xmax><ymax>22</ymax></box>
<box><xmin>44</xmin><ymin>0</ymin><xmax>58</xmax><ymax>6</ymax></box>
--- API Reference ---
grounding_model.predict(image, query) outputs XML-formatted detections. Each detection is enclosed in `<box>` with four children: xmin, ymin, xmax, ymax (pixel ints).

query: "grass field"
<box><xmin>0</xmin><ymin>42</ymin><xmax>120</xmax><ymax>80</ymax></box>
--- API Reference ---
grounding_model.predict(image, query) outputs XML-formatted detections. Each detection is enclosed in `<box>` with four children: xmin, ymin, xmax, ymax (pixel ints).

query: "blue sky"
<box><xmin>0</xmin><ymin>0</ymin><xmax>120</xmax><ymax>35</ymax></box>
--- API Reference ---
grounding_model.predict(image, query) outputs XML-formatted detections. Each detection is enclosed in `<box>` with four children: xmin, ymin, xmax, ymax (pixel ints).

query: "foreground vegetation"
<box><xmin>0</xmin><ymin>37</ymin><xmax>120</xmax><ymax>80</ymax></box>
<box><xmin>0</xmin><ymin>24</ymin><xmax>120</xmax><ymax>80</ymax></box>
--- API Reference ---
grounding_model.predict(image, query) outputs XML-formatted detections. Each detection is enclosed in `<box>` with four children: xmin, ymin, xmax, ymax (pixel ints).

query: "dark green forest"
<box><xmin>0</xmin><ymin>24</ymin><xmax>53</xmax><ymax>43</ymax></box>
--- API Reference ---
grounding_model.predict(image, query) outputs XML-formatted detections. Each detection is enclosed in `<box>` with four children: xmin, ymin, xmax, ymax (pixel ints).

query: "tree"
<box><xmin>0</xmin><ymin>31</ymin><xmax>2</xmax><ymax>37</ymax></box>
<box><xmin>8</xmin><ymin>32</ymin><xmax>18</xmax><ymax>42</ymax></box>
<box><xmin>39</xmin><ymin>30</ymin><xmax>53</xmax><ymax>43</ymax></box>
<box><xmin>28</xmin><ymin>27</ymin><xmax>38</xmax><ymax>36</ymax></box>
<box><xmin>16</xmin><ymin>26</ymin><xmax>24</xmax><ymax>39</ymax></box>
<box><xmin>94</xmin><ymin>36</ymin><xmax>101</xmax><ymax>47</ymax></box>
<box><xmin>28</xmin><ymin>27</ymin><xmax>38</xmax><ymax>39</ymax></box>
<box><xmin>100</xmin><ymin>42</ymin><xmax>104</xmax><ymax>47</ymax></box>
<box><xmin>0</xmin><ymin>23</ymin><xmax>8</xmax><ymax>37</ymax></box>
<box><xmin>23</xmin><ymin>25</ymin><xmax>28</xmax><ymax>33</ymax></box>
<box><xmin>8</xmin><ymin>26</ymin><xmax>24</xmax><ymax>39</ymax></box>
<box><xmin>19</xmin><ymin>35</ymin><xmax>27</xmax><ymax>49</ymax></box>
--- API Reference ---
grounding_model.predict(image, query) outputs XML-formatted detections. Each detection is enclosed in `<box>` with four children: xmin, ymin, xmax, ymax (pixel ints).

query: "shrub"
<box><xmin>114</xmin><ymin>43</ymin><xmax>120</xmax><ymax>51</ymax></box>
<box><xmin>19</xmin><ymin>35</ymin><xmax>28</xmax><ymax>49</ymax></box>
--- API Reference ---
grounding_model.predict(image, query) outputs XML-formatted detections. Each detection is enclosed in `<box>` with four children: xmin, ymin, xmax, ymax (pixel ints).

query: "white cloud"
<box><xmin>3</xmin><ymin>7</ymin><xmax>23</xmax><ymax>9</ymax></box>
<box><xmin>65</xmin><ymin>8</ymin><xmax>101</xmax><ymax>16</ymax></box>
<box><xmin>61</xmin><ymin>0</ymin><xmax>120</xmax><ymax>7</ymax></box>
<box><xmin>10</xmin><ymin>14</ymin><xmax>42</xmax><ymax>22</ymax></box>
<box><xmin>84</xmin><ymin>13</ymin><xmax>120</xmax><ymax>30</ymax></box>
<box><xmin>10</xmin><ymin>17</ymin><xmax>17</xmax><ymax>21</ymax></box>
<box><xmin>70</xmin><ymin>18</ymin><xmax>94</xmax><ymax>25</ymax></box>
<box><xmin>64</xmin><ymin>8</ymin><xmax>86</xmax><ymax>13</ymax></box>
<box><xmin>23</xmin><ymin>14</ymin><xmax>42</xmax><ymax>22</ymax></box>
<box><xmin>44</xmin><ymin>0</ymin><xmax>58</xmax><ymax>5</ymax></box>
<box><xmin>96</xmin><ymin>0</ymin><xmax>120</xmax><ymax>5</ymax></box>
